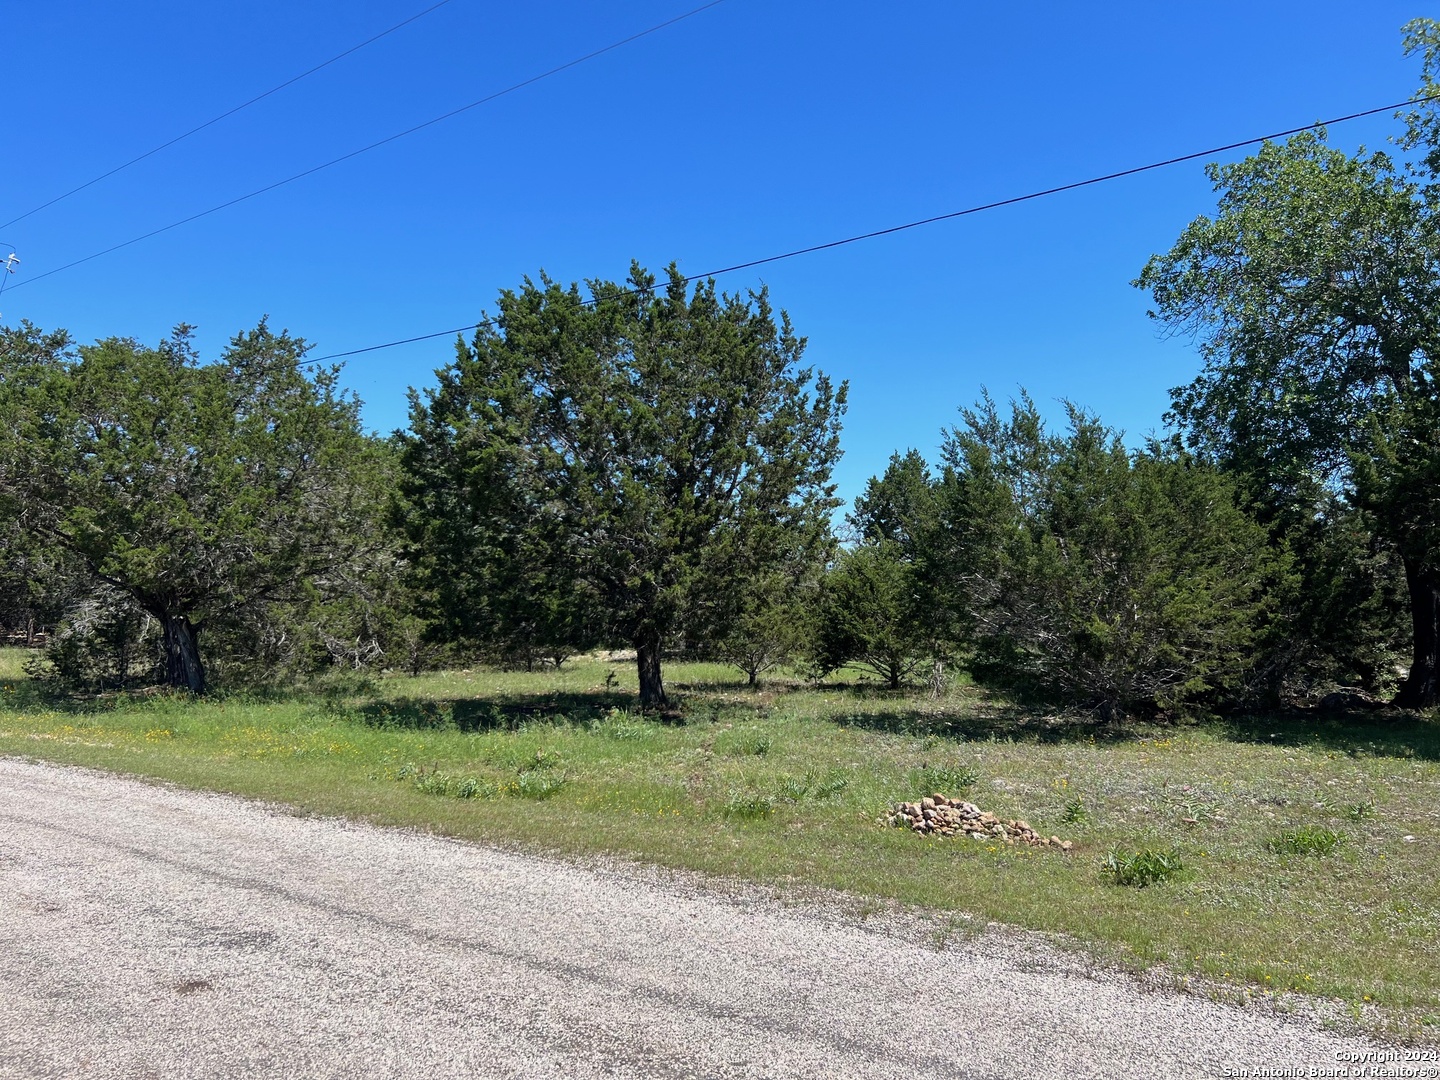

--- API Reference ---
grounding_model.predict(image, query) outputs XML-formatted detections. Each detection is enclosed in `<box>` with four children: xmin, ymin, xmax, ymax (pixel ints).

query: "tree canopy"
<box><xmin>395</xmin><ymin>262</ymin><xmax>846</xmax><ymax>707</ymax></box>
<box><xmin>926</xmin><ymin>395</ymin><xmax>1279</xmax><ymax>714</ymax></box>
<box><xmin>0</xmin><ymin>320</ymin><xmax>380</xmax><ymax>692</ymax></box>
<box><xmin>1138</xmin><ymin>19</ymin><xmax>1440</xmax><ymax>705</ymax></box>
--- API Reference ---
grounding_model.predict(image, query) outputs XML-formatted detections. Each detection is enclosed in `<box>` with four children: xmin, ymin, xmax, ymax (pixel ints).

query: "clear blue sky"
<box><xmin>1</xmin><ymin>1</ymin><xmax>1425</xmax><ymax>506</ymax></box>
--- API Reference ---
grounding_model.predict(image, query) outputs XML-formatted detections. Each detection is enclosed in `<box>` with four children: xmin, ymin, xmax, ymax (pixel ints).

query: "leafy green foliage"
<box><xmin>1139</xmin><ymin>39</ymin><xmax>1440</xmax><ymax>706</ymax></box>
<box><xmin>1101</xmin><ymin>848</ymin><xmax>1185</xmax><ymax>887</ymax></box>
<box><xmin>710</xmin><ymin>565</ymin><xmax>818</xmax><ymax>685</ymax></box>
<box><xmin>29</xmin><ymin>587</ymin><xmax>160</xmax><ymax>689</ymax></box>
<box><xmin>0</xmin><ymin>321</ymin><xmax>383</xmax><ymax>692</ymax></box>
<box><xmin>722</xmin><ymin>790</ymin><xmax>775</xmax><ymax>819</ymax></box>
<box><xmin>813</xmin><ymin>450</ymin><xmax>949</xmax><ymax>689</ymax></box>
<box><xmin>1346</xmin><ymin>800</ymin><xmax>1377</xmax><ymax>822</ymax></box>
<box><xmin>395</xmin><ymin>262</ymin><xmax>846</xmax><ymax>707</ymax></box>
<box><xmin>812</xmin><ymin>541</ymin><xmax>933</xmax><ymax>689</ymax></box>
<box><xmin>514</xmin><ymin>769</ymin><xmax>568</xmax><ymax>800</ymax></box>
<box><xmin>932</xmin><ymin>395</ymin><xmax>1281</xmax><ymax>714</ymax></box>
<box><xmin>774</xmin><ymin>770</ymin><xmax>849</xmax><ymax>801</ymax></box>
<box><xmin>1257</xmin><ymin>503</ymin><xmax>1411</xmax><ymax>702</ymax></box>
<box><xmin>851</xmin><ymin>448</ymin><xmax>938</xmax><ymax>550</ymax></box>
<box><xmin>395</xmin><ymin>763</ymin><xmax>499</xmax><ymax>800</ymax></box>
<box><xmin>718</xmin><ymin>728</ymin><xmax>774</xmax><ymax>757</ymax></box>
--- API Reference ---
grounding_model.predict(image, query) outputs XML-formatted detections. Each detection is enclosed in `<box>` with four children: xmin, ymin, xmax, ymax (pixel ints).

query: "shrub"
<box><xmin>723</xmin><ymin>790</ymin><xmax>775</xmax><ymax>819</ymax></box>
<box><xmin>811</xmin><ymin>541</ymin><xmax>932</xmax><ymax>690</ymax></box>
<box><xmin>403</xmin><ymin>765</ymin><xmax>498</xmax><ymax>800</ymax></box>
<box><xmin>514</xmin><ymin>769</ymin><xmax>568</xmax><ymax>800</ymax></box>
<box><xmin>1101</xmin><ymin>847</ymin><xmax>1184</xmax><ymax>887</ymax></box>
<box><xmin>30</xmin><ymin>589</ymin><xmax>161</xmax><ymax>690</ymax></box>
<box><xmin>933</xmin><ymin>395</ymin><xmax>1281</xmax><ymax>715</ymax></box>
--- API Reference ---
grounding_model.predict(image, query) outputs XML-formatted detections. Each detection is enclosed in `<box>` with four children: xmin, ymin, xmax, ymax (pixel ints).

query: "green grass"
<box><xmin>3</xmin><ymin>647</ymin><xmax>1439</xmax><ymax>1037</ymax></box>
<box><xmin>1268</xmin><ymin>825</ymin><xmax>1346</xmax><ymax>857</ymax></box>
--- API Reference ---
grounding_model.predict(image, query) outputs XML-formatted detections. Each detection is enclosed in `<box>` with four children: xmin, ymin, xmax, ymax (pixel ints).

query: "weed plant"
<box><xmin>1101</xmin><ymin>847</ymin><xmax>1185</xmax><ymax>887</ymax></box>
<box><xmin>1268</xmin><ymin>826</ymin><xmax>1345</xmax><ymax>857</ymax></box>
<box><xmin>1346</xmin><ymin>800</ymin><xmax>1376</xmax><ymax>822</ymax></box>
<box><xmin>723</xmin><ymin>790</ymin><xmax>775</xmax><ymax>819</ymax></box>
<box><xmin>1062</xmin><ymin>795</ymin><xmax>1090</xmax><ymax>824</ymax></box>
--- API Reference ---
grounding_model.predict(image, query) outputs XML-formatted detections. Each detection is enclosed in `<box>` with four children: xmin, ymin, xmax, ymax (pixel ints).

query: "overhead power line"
<box><xmin>1</xmin><ymin>0</ymin><xmax>461</xmax><ymax>230</ymax></box>
<box><xmin>301</xmin><ymin>91</ymin><xmax>1440</xmax><ymax>366</ymax></box>
<box><xmin>7</xmin><ymin>0</ymin><xmax>727</xmax><ymax>290</ymax></box>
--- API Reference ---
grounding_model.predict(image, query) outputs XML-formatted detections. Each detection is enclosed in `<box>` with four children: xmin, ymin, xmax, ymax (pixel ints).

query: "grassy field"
<box><xmin>2</xmin><ymin>647</ymin><xmax>1438</xmax><ymax>1037</ymax></box>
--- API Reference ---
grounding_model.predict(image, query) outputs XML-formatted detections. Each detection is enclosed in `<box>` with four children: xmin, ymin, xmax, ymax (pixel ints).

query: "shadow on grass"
<box><xmin>668</xmin><ymin>677</ymin><xmax>773</xmax><ymax>693</ymax></box>
<box><xmin>832</xmin><ymin>705</ymin><xmax>1150</xmax><ymax>745</ymax></box>
<box><xmin>0</xmin><ymin>674</ymin><xmax>190</xmax><ymax>715</ymax></box>
<box><xmin>836</xmin><ymin>704</ymin><xmax>1440</xmax><ymax>754</ymax></box>
<box><xmin>350</xmin><ymin>690</ymin><xmax>638</xmax><ymax>732</ymax></box>
<box><xmin>1211</xmin><ymin>709</ymin><xmax>1440</xmax><ymax>762</ymax></box>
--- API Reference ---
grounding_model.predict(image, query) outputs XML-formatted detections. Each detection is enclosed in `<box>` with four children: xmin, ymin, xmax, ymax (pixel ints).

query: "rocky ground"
<box><xmin>888</xmin><ymin>792</ymin><xmax>1076</xmax><ymax>849</ymax></box>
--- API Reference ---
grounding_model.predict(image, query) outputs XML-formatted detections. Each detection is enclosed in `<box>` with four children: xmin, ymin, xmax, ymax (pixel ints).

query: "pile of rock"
<box><xmin>888</xmin><ymin>794</ymin><xmax>1074</xmax><ymax>851</ymax></box>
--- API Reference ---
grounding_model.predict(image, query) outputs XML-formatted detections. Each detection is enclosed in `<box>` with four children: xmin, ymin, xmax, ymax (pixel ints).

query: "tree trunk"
<box><xmin>162</xmin><ymin>614</ymin><xmax>205</xmax><ymax>694</ymax></box>
<box><xmin>1394</xmin><ymin>558</ymin><xmax>1440</xmax><ymax>709</ymax></box>
<box><xmin>635</xmin><ymin>633</ymin><xmax>666</xmax><ymax>709</ymax></box>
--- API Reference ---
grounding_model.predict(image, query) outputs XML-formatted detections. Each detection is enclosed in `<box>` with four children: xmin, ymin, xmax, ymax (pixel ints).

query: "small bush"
<box><xmin>777</xmin><ymin>775</ymin><xmax>810</xmax><ymax>801</ymax></box>
<box><xmin>524</xmin><ymin>748</ymin><xmax>564</xmax><ymax>771</ymax></box>
<box><xmin>453</xmin><ymin>776</ymin><xmax>495</xmax><ymax>800</ymax></box>
<box><xmin>33</xmin><ymin>590</ymin><xmax>162</xmax><ymax>690</ymax></box>
<box><xmin>723</xmin><ymin>790</ymin><xmax>775</xmax><ymax>819</ymax></box>
<box><xmin>413</xmin><ymin>768</ymin><xmax>453</xmax><ymax>796</ymax></box>
<box><xmin>1101</xmin><ymin>847</ymin><xmax>1184</xmax><ymax>887</ymax></box>
<box><xmin>1268</xmin><ymin>826</ymin><xmax>1344</xmax><ymax>857</ymax></box>
<box><xmin>1062</xmin><ymin>795</ymin><xmax>1090</xmax><ymax>824</ymax></box>
<box><xmin>514</xmin><ymin>769</ymin><xmax>568</xmax><ymax>800</ymax></box>
<box><xmin>1346</xmin><ymin>800</ymin><xmax>1376</xmax><ymax>822</ymax></box>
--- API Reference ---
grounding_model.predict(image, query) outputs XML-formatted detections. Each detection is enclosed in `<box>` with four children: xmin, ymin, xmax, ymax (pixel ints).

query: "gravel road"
<box><xmin>0</xmin><ymin>757</ymin><xmax>1401</xmax><ymax>1079</ymax></box>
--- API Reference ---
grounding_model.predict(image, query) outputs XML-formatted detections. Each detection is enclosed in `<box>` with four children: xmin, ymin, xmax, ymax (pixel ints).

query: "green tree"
<box><xmin>0</xmin><ymin>518</ymin><xmax>84</xmax><ymax>645</ymax></box>
<box><xmin>850</xmin><ymin>449</ymin><xmax>937</xmax><ymax>549</ymax></box>
<box><xmin>812</xmin><ymin>541</ymin><xmax>931</xmax><ymax>690</ymax></box>
<box><xmin>809</xmin><ymin>449</ymin><xmax>948</xmax><ymax>690</ymax></box>
<box><xmin>395</xmin><ymin>263</ymin><xmax>846</xmax><ymax>707</ymax></box>
<box><xmin>711</xmin><ymin>565</ymin><xmax>816</xmax><ymax>686</ymax></box>
<box><xmin>932</xmin><ymin>395</ymin><xmax>1279</xmax><ymax>715</ymax></box>
<box><xmin>0</xmin><ymin>320</ymin><xmax>380</xmax><ymax>692</ymax></box>
<box><xmin>1137</xmin><ymin>23</ymin><xmax>1440</xmax><ymax>706</ymax></box>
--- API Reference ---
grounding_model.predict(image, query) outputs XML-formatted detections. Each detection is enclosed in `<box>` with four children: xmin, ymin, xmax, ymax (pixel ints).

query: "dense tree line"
<box><xmin>4</xmin><ymin>22</ymin><xmax>1440</xmax><ymax>712</ymax></box>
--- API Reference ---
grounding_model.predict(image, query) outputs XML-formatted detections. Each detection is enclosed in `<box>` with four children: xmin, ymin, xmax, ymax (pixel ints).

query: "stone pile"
<box><xmin>888</xmin><ymin>793</ymin><xmax>1074</xmax><ymax>851</ymax></box>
